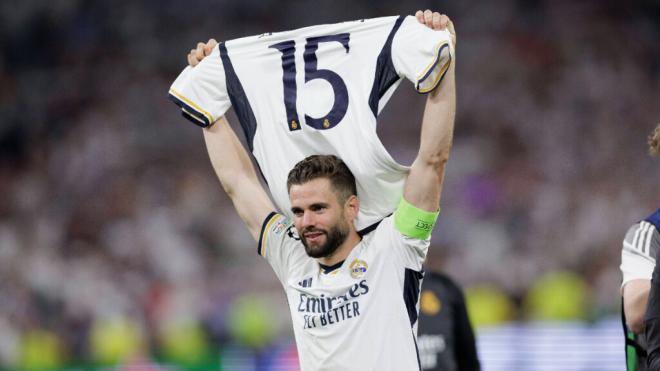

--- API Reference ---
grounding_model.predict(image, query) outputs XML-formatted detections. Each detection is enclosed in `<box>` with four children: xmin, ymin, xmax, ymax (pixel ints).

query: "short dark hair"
<box><xmin>287</xmin><ymin>155</ymin><xmax>357</xmax><ymax>203</ymax></box>
<box><xmin>650</xmin><ymin>124</ymin><xmax>660</xmax><ymax>157</ymax></box>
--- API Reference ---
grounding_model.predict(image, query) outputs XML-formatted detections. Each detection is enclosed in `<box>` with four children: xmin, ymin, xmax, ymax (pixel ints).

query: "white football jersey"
<box><xmin>169</xmin><ymin>15</ymin><xmax>453</xmax><ymax>230</ymax></box>
<box><xmin>258</xmin><ymin>212</ymin><xmax>429</xmax><ymax>371</ymax></box>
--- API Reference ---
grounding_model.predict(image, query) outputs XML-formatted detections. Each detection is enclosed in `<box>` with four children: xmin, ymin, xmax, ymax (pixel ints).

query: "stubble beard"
<box><xmin>301</xmin><ymin>219</ymin><xmax>350</xmax><ymax>259</ymax></box>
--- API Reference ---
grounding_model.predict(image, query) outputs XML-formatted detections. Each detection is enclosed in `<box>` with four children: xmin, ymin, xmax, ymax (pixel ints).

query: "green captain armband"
<box><xmin>394</xmin><ymin>198</ymin><xmax>440</xmax><ymax>239</ymax></box>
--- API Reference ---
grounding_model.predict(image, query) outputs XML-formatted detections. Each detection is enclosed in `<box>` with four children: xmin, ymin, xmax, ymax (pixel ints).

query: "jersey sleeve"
<box><xmin>374</xmin><ymin>215</ymin><xmax>432</xmax><ymax>271</ymax></box>
<box><xmin>258</xmin><ymin>212</ymin><xmax>305</xmax><ymax>283</ymax></box>
<box><xmin>391</xmin><ymin>16</ymin><xmax>454</xmax><ymax>93</ymax></box>
<box><xmin>620</xmin><ymin>221</ymin><xmax>659</xmax><ymax>288</ymax></box>
<box><xmin>168</xmin><ymin>46</ymin><xmax>231</xmax><ymax>127</ymax></box>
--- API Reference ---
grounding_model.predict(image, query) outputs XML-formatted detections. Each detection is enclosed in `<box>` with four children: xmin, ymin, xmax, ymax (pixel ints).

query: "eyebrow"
<box><xmin>290</xmin><ymin>202</ymin><xmax>329</xmax><ymax>214</ymax></box>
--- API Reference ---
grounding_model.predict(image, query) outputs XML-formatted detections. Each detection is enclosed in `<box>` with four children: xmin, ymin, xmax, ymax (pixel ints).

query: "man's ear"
<box><xmin>345</xmin><ymin>195</ymin><xmax>360</xmax><ymax>220</ymax></box>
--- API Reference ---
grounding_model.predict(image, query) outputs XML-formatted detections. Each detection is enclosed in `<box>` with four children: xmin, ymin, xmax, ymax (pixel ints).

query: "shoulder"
<box><xmin>623</xmin><ymin>217</ymin><xmax>658</xmax><ymax>246</ymax></box>
<box><xmin>427</xmin><ymin>271</ymin><xmax>457</xmax><ymax>286</ymax></box>
<box><xmin>258</xmin><ymin>213</ymin><xmax>301</xmax><ymax>254</ymax></box>
<box><xmin>621</xmin><ymin>210</ymin><xmax>660</xmax><ymax>261</ymax></box>
<box><xmin>645</xmin><ymin>208</ymin><xmax>660</xmax><ymax>230</ymax></box>
<box><xmin>426</xmin><ymin>271</ymin><xmax>463</xmax><ymax>295</ymax></box>
<box><xmin>368</xmin><ymin>215</ymin><xmax>399</xmax><ymax>240</ymax></box>
<box><xmin>624</xmin><ymin>221</ymin><xmax>644</xmax><ymax>244</ymax></box>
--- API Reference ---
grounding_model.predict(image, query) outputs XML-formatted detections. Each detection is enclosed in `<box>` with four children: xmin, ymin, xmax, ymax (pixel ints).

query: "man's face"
<box><xmin>289</xmin><ymin>178</ymin><xmax>352</xmax><ymax>259</ymax></box>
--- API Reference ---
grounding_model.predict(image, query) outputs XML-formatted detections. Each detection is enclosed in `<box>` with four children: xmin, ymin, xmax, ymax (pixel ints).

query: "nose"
<box><xmin>301</xmin><ymin>211</ymin><xmax>316</xmax><ymax>229</ymax></box>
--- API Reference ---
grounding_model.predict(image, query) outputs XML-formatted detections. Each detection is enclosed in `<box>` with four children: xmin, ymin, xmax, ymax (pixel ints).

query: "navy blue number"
<box><xmin>269</xmin><ymin>40</ymin><xmax>300</xmax><ymax>131</ymax></box>
<box><xmin>303</xmin><ymin>34</ymin><xmax>349</xmax><ymax>130</ymax></box>
<box><xmin>270</xmin><ymin>33</ymin><xmax>350</xmax><ymax>131</ymax></box>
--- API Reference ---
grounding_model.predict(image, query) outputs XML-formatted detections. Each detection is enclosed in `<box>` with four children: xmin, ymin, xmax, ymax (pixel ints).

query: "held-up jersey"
<box><xmin>620</xmin><ymin>208</ymin><xmax>660</xmax><ymax>371</ymax></box>
<box><xmin>169</xmin><ymin>15</ymin><xmax>453</xmax><ymax>230</ymax></box>
<box><xmin>258</xmin><ymin>213</ymin><xmax>429</xmax><ymax>371</ymax></box>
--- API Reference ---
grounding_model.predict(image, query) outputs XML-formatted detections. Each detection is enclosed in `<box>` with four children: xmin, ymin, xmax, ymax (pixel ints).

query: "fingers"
<box><xmin>415</xmin><ymin>9</ymin><xmax>452</xmax><ymax>32</ymax></box>
<box><xmin>204</xmin><ymin>38</ymin><xmax>218</xmax><ymax>56</ymax></box>
<box><xmin>423</xmin><ymin>9</ymin><xmax>433</xmax><ymax>26</ymax></box>
<box><xmin>188</xmin><ymin>48</ymin><xmax>199</xmax><ymax>66</ymax></box>
<box><xmin>415</xmin><ymin>10</ymin><xmax>424</xmax><ymax>23</ymax></box>
<box><xmin>187</xmin><ymin>39</ymin><xmax>218</xmax><ymax>67</ymax></box>
<box><xmin>195</xmin><ymin>42</ymin><xmax>205</xmax><ymax>61</ymax></box>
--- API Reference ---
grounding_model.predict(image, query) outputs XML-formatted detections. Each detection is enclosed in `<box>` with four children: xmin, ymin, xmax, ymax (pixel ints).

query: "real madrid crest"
<box><xmin>349</xmin><ymin>259</ymin><xmax>368</xmax><ymax>279</ymax></box>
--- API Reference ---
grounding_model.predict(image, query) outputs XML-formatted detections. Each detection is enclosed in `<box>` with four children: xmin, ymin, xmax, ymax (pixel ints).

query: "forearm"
<box><xmin>203</xmin><ymin>118</ymin><xmax>275</xmax><ymax>240</ymax></box>
<box><xmin>623</xmin><ymin>279</ymin><xmax>651</xmax><ymax>334</ymax></box>
<box><xmin>403</xmin><ymin>61</ymin><xmax>456</xmax><ymax>211</ymax></box>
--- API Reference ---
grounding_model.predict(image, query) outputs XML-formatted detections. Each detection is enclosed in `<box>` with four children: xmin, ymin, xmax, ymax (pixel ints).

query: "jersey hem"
<box><xmin>168</xmin><ymin>89</ymin><xmax>214</xmax><ymax>127</ymax></box>
<box><xmin>416</xmin><ymin>42</ymin><xmax>451</xmax><ymax>94</ymax></box>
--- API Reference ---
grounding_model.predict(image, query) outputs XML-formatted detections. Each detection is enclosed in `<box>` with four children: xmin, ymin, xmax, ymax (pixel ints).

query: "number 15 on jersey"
<box><xmin>269</xmin><ymin>33</ymin><xmax>350</xmax><ymax>132</ymax></box>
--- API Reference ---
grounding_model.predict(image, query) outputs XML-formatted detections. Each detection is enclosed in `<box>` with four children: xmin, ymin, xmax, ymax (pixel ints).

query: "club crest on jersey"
<box><xmin>349</xmin><ymin>259</ymin><xmax>368</xmax><ymax>279</ymax></box>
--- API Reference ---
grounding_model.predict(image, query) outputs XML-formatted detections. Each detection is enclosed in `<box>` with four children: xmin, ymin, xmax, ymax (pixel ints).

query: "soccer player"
<box><xmin>188</xmin><ymin>11</ymin><xmax>456</xmax><ymax>370</ymax></box>
<box><xmin>621</xmin><ymin>123</ymin><xmax>660</xmax><ymax>371</ymax></box>
<box><xmin>417</xmin><ymin>271</ymin><xmax>480</xmax><ymax>371</ymax></box>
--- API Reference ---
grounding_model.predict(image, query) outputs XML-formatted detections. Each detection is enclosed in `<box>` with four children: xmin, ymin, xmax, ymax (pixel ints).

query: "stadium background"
<box><xmin>1</xmin><ymin>0</ymin><xmax>659</xmax><ymax>369</ymax></box>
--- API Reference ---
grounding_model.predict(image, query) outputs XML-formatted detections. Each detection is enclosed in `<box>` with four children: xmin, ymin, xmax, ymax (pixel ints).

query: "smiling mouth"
<box><xmin>304</xmin><ymin>231</ymin><xmax>325</xmax><ymax>243</ymax></box>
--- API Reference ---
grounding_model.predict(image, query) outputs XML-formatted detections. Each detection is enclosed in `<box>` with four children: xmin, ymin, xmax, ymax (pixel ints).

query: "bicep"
<box><xmin>403</xmin><ymin>158</ymin><xmax>445</xmax><ymax>212</ymax></box>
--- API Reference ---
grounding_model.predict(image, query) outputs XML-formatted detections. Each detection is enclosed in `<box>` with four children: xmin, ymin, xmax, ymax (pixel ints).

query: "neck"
<box><xmin>317</xmin><ymin>230</ymin><xmax>361</xmax><ymax>266</ymax></box>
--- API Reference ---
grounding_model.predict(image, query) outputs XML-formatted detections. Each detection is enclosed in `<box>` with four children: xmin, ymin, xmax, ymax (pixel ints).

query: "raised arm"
<box><xmin>203</xmin><ymin>117</ymin><xmax>275</xmax><ymax>241</ymax></box>
<box><xmin>403</xmin><ymin>12</ymin><xmax>456</xmax><ymax>212</ymax></box>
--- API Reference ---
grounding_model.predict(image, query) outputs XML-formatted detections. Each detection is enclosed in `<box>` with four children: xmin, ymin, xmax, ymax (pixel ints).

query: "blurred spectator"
<box><xmin>465</xmin><ymin>285</ymin><xmax>516</xmax><ymax>327</ymax></box>
<box><xmin>418</xmin><ymin>271</ymin><xmax>480</xmax><ymax>371</ymax></box>
<box><xmin>523</xmin><ymin>271</ymin><xmax>590</xmax><ymax>321</ymax></box>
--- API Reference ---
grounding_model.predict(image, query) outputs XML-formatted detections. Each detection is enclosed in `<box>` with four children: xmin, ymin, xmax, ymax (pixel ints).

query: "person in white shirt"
<box><xmin>181</xmin><ymin>10</ymin><xmax>456</xmax><ymax>371</ymax></box>
<box><xmin>624</xmin><ymin>123</ymin><xmax>660</xmax><ymax>371</ymax></box>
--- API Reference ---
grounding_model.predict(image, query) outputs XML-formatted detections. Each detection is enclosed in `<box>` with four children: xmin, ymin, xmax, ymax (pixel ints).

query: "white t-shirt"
<box><xmin>258</xmin><ymin>211</ymin><xmax>429</xmax><ymax>371</ymax></box>
<box><xmin>620</xmin><ymin>209</ymin><xmax>660</xmax><ymax>287</ymax></box>
<box><xmin>169</xmin><ymin>15</ymin><xmax>453</xmax><ymax>230</ymax></box>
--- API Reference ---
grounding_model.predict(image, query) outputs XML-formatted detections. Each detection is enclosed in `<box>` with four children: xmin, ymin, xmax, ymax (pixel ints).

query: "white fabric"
<box><xmin>620</xmin><ymin>221</ymin><xmax>659</xmax><ymax>287</ymax></box>
<box><xmin>170</xmin><ymin>15</ymin><xmax>453</xmax><ymax>230</ymax></box>
<box><xmin>259</xmin><ymin>212</ymin><xmax>429</xmax><ymax>371</ymax></box>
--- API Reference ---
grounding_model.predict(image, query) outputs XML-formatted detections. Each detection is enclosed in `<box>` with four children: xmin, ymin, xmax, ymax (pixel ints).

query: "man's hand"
<box><xmin>187</xmin><ymin>11</ymin><xmax>455</xmax><ymax>67</ymax></box>
<box><xmin>403</xmin><ymin>11</ymin><xmax>457</xmax><ymax>213</ymax></box>
<box><xmin>415</xmin><ymin>10</ymin><xmax>456</xmax><ymax>46</ymax></box>
<box><xmin>187</xmin><ymin>38</ymin><xmax>218</xmax><ymax>66</ymax></box>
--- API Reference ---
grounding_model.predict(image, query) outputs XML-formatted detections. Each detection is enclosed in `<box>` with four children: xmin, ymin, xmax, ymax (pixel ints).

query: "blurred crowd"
<box><xmin>1</xmin><ymin>0</ymin><xmax>659</xmax><ymax>369</ymax></box>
